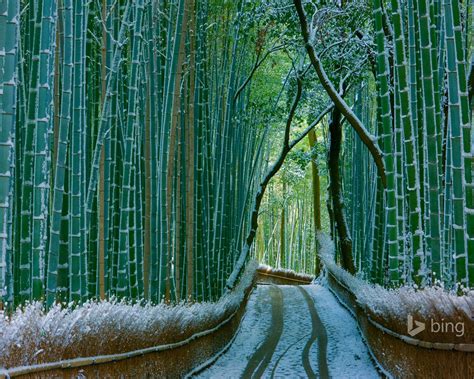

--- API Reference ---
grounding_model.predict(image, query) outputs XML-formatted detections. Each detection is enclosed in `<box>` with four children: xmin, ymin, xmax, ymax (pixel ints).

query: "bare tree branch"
<box><xmin>226</xmin><ymin>73</ymin><xmax>304</xmax><ymax>290</ymax></box>
<box><xmin>293</xmin><ymin>0</ymin><xmax>387</xmax><ymax>187</ymax></box>
<box><xmin>233</xmin><ymin>44</ymin><xmax>285</xmax><ymax>102</ymax></box>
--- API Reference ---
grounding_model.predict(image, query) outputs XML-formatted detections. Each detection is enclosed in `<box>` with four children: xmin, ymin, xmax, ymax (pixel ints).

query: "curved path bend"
<box><xmin>196</xmin><ymin>284</ymin><xmax>379</xmax><ymax>379</ymax></box>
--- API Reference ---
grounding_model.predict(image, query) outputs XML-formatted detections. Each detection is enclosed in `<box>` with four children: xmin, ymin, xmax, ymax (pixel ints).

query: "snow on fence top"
<box><xmin>0</xmin><ymin>261</ymin><xmax>258</xmax><ymax>369</ymax></box>
<box><xmin>318</xmin><ymin>233</ymin><xmax>474</xmax><ymax>325</ymax></box>
<box><xmin>257</xmin><ymin>264</ymin><xmax>315</xmax><ymax>282</ymax></box>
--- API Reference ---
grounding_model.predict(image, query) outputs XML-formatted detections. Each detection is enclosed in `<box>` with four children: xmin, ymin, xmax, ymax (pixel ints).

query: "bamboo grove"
<box><xmin>340</xmin><ymin>0</ymin><xmax>473</xmax><ymax>289</ymax></box>
<box><xmin>1</xmin><ymin>0</ymin><xmax>473</xmax><ymax>311</ymax></box>
<box><xmin>254</xmin><ymin>126</ymin><xmax>327</xmax><ymax>275</ymax></box>
<box><xmin>0</xmin><ymin>0</ymin><xmax>268</xmax><ymax>309</ymax></box>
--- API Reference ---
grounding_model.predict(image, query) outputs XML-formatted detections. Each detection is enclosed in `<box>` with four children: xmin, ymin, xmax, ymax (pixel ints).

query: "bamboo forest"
<box><xmin>0</xmin><ymin>0</ymin><xmax>473</xmax><ymax>377</ymax></box>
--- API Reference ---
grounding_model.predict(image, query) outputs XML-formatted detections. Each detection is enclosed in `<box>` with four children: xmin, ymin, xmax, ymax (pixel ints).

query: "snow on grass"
<box><xmin>0</xmin><ymin>261</ymin><xmax>258</xmax><ymax>369</ymax></box>
<box><xmin>317</xmin><ymin>233</ymin><xmax>474</xmax><ymax>325</ymax></box>
<box><xmin>257</xmin><ymin>263</ymin><xmax>315</xmax><ymax>282</ymax></box>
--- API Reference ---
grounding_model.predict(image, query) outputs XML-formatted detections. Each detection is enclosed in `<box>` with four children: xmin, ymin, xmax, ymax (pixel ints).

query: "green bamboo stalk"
<box><xmin>415</xmin><ymin>0</ymin><xmax>442</xmax><ymax>282</ymax></box>
<box><xmin>443</xmin><ymin>0</ymin><xmax>471</xmax><ymax>286</ymax></box>
<box><xmin>117</xmin><ymin>0</ymin><xmax>144</xmax><ymax>299</ymax></box>
<box><xmin>46</xmin><ymin>0</ymin><xmax>73</xmax><ymax>306</ymax></box>
<box><xmin>390</xmin><ymin>0</ymin><xmax>424</xmax><ymax>283</ymax></box>
<box><xmin>165</xmin><ymin>0</ymin><xmax>187</xmax><ymax>302</ymax></box>
<box><xmin>373</xmin><ymin>0</ymin><xmax>399</xmax><ymax>284</ymax></box>
<box><xmin>84</xmin><ymin>1</ymin><xmax>130</xmax><ymax>236</ymax></box>
<box><xmin>69</xmin><ymin>0</ymin><xmax>86</xmax><ymax>303</ymax></box>
<box><xmin>0</xmin><ymin>0</ymin><xmax>20</xmax><ymax>306</ymax></box>
<box><xmin>31</xmin><ymin>0</ymin><xmax>57</xmax><ymax>301</ymax></box>
<box><xmin>19</xmin><ymin>0</ymin><xmax>44</xmax><ymax>304</ymax></box>
<box><xmin>186</xmin><ymin>0</ymin><xmax>196</xmax><ymax>300</ymax></box>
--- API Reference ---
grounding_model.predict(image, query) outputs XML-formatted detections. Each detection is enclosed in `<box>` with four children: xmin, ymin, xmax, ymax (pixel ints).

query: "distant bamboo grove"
<box><xmin>0</xmin><ymin>0</ymin><xmax>266</xmax><ymax>309</ymax></box>
<box><xmin>255</xmin><ymin>139</ymin><xmax>325</xmax><ymax>276</ymax></box>
<box><xmin>256</xmin><ymin>181</ymin><xmax>319</xmax><ymax>274</ymax></box>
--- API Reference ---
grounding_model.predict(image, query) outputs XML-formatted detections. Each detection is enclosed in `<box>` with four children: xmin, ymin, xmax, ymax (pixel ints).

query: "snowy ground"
<box><xmin>305</xmin><ymin>285</ymin><xmax>380</xmax><ymax>379</ymax></box>
<box><xmin>196</xmin><ymin>284</ymin><xmax>379</xmax><ymax>379</ymax></box>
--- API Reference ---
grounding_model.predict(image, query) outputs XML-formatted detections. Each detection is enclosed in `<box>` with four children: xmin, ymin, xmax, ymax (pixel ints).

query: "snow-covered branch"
<box><xmin>293</xmin><ymin>0</ymin><xmax>387</xmax><ymax>188</ymax></box>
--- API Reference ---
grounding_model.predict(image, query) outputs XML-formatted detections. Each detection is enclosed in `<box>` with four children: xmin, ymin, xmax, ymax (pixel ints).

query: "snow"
<box><xmin>317</xmin><ymin>233</ymin><xmax>474</xmax><ymax>323</ymax></box>
<box><xmin>0</xmin><ymin>261</ymin><xmax>258</xmax><ymax>369</ymax></box>
<box><xmin>265</xmin><ymin>286</ymin><xmax>317</xmax><ymax>377</ymax></box>
<box><xmin>305</xmin><ymin>285</ymin><xmax>380</xmax><ymax>379</ymax></box>
<box><xmin>197</xmin><ymin>284</ymin><xmax>379</xmax><ymax>378</ymax></box>
<box><xmin>195</xmin><ymin>286</ymin><xmax>273</xmax><ymax>378</ymax></box>
<box><xmin>257</xmin><ymin>263</ymin><xmax>315</xmax><ymax>281</ymax></box>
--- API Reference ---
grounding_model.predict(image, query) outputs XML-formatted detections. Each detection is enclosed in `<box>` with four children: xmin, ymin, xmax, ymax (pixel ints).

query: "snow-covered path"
<box><xmin>195</xmin><ymin>284</ymin><xmax>379</xmax><ymax>379</ymax></box>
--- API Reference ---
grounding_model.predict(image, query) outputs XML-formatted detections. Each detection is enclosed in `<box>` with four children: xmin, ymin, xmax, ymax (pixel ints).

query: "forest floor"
<box><xmin>196</xmin><ymin>284</ymin><xmax>379</xmax><ymax>378</ymax></box>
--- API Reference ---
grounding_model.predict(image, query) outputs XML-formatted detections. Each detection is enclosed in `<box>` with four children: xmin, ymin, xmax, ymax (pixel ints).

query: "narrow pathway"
<box><xmin>196</xmin><ymin>284</ymin><xmax>379</xmax><ymax>379</ymax></box>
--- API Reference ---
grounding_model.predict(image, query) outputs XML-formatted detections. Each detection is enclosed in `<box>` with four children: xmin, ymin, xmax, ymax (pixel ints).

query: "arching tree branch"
<box><xmin>293</xmin><ymin>0</ymin><xmax>387</xmax><ymax>188</ymax></box>
<box><xmin>234</xmin><ymin>44</ymin><xmax>285</xmax><ymax>102</ymax></box>
<box><xmin>289</xmin><ymin>103</ymin><xmax>333</xmax><ymax>149</ymax></box>
<box><xmin>226</xmin><ymin>73</ymin><xmax>304</xmax><ymax>290</ymax></box>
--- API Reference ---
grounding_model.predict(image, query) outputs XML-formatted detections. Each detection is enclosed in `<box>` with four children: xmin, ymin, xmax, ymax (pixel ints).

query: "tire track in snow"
<box><xmin>298</xmin><ymin>286</ymin><xmax>329</xmax><ymax>379</ymax></box>
<box><xmin>197</xmin><ymin>284</ymin><xmax>377</xmax><ymax>378</ymax></box>
<box><xmin>269</xmin><ymin>332</ymin><xmax>309</xmax><ymax>379</ymax></box>
<box><xmin>242</xmin><ymin>285</ymin><xmax>284</xmax><ymax>378</ymax></box>
<box><xmin>305</xmin><ymin>285</ymin><xmax>380</xmax><ymax>378</ymax></box>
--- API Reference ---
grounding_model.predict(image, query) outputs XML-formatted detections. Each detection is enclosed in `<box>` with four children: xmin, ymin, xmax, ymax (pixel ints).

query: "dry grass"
<box><xmin>0</xmin><ymin>261</ymin><xmax>257</xmax><ymax>369</ymax></box>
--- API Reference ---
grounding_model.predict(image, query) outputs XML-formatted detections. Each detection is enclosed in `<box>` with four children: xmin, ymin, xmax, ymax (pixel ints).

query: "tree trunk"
<box><xmin>308</xmin><ymin>129</ymin><xmax>321</xmax><ymax>275</ymax></box>
<box><xmin>328</xmin><ymin>107</ymin><xmax>356</xmax><ymax>274</ymax></box>
<box><xmin>280</xmin><ymin>182</ymin><xmax>286</xmax><ymax>268</ymax></box>
<box><xmin>308</xmin><ymin>130</ymin><xmax>321</xmax><ymax>230</ymax></box>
